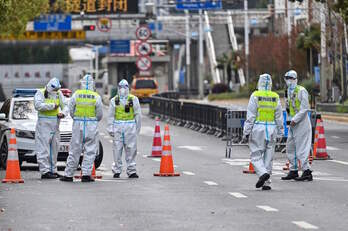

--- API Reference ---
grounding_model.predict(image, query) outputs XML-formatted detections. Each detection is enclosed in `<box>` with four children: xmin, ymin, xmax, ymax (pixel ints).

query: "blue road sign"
<box><xmin>314</xmin><ymin>66</ymin><xmax>320</xmax><ymax>84</ymax></box>
<box><xmin>148</xmin><ymin>22</ymin><xmax>163</xmax><ymax>32</ymax></box>
<box><xmin>34</xmin><ymin>14</ymin><xmax>71</xmax><ymax>32</ymax></box>
<box><xmin>110</xmin><ymin>40</ymin><xmax>130</xmax><ymax>54</ymax></box>
<box><xmin>176</xmin><ymin>0</ymin><xmax>222</xmax><ymax>10</ymax></box>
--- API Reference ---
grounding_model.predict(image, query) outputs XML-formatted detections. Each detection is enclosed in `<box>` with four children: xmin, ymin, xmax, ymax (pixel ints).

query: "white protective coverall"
<box><xmin>107</xmin><ymin>79</ymin><xmax>141</xmax><ymax>176</ymax></box>
<box><xmin>243</xmin><ymin>74</ymin><xmax>283</xmax><ymax>186</ymax></box>
<box><xmin>285</xmin><ymin>70</ymin><xmax>312</xmax><ymax>171</ymax></box>
<box><xmin>64</xmin><ymin>75</ymin><xmax>103</xmax><ymax>177</ymax></box>
<box><xmin>34</xmin><ymin>78</ymin><xmax>68</xmax><ymax>175</ymax></box>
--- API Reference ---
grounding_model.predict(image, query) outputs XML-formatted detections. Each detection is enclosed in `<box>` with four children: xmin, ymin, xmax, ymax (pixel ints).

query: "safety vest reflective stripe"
<box><xmin>74</xmin><ymin>89</ymin><xmax>98</xmax><ymax>118</ymax></box>
<box><xmin>253</xmin><ymin>90</ymin><xmax>279</xmax><ymax>122</ymax></box>
<box><xmin>38</xmin><ymin>88</ymin><xmax>60</xmax><ymax>117</ymax></box>
<box><xmin>115</xmin><ymin>95</ymin><xmax>135</xmax><ymax>121</ymax></box>
<box><xmin>289</xmin><ymin>85</ymin><xmax>303</xmax><ymax>117</ymax></box>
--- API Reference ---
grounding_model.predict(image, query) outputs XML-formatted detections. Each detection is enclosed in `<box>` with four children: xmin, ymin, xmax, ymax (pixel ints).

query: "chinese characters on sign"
<box><xmin>62</xmin><ymin>0</ymin><xmax>138</xmax><ymax>14</ymax></box>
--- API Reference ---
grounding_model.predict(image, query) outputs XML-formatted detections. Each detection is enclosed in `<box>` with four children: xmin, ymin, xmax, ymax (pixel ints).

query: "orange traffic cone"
<box><xmin>154</xmin><ymin>124</ymin><xmax>180</xmax><ymax>177</ymax></box>
<box><xmin>74</xmin><ymin>163</ymin><xmax>102</xmax><ymax>179</ymax></box>
<box><xmin>314</xmin><ymin>119</ymin><xmax>330</xmax><ymax>160</ymax></box>
<box><xmin>243</xmin><ymin>162</ymin><xmax>255</xmax><ymax>174</ymax></box>
<box><xmin>2</xmin><ymin>128</ymin><xmax>24</xmax><ymax>183</ymax></box>
<box><xmin>283</xmin><ymin>161</ymin><xmax>290</xmax><ymax>171</ymax></box>
<box><xmin>148</xmin><ymin>117</ymin><xmax>162</xmax><ymax>158</ymax></box>
<box><xmin>312</xmin><ymin>122</ymin><xmax>319</xmax><ymax>159</ymax></box>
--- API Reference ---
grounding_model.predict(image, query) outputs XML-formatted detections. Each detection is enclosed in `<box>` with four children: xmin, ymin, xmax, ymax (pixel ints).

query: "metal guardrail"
<box><xmin>149</xmin><ymin>94</ymin><xmax>321</xmax><ymax>158</ymax></box>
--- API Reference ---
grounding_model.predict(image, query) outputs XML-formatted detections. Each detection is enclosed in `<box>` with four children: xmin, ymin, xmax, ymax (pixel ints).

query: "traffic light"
<box><xmin>83</xmin><ymin>25</ymin><xmax>95</xmax><ymax>31</ymax></box>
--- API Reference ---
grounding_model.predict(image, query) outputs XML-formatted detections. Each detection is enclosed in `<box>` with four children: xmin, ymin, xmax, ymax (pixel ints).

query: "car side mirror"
<box><xmin>0</xmin><ymin>113</ymin><xmax>7</xmax><ymax>121</ymax></box>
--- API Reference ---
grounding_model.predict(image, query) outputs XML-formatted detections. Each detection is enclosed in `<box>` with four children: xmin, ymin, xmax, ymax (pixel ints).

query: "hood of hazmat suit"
<box><xmin>284</xmin><ymin>70</ymin><xmax>298</xmax><ymax>94</ymax></box>
<box><xmin>80</xmin><ymin>74</ymin><xmax>94</xmax><ymax>91</ymax></box>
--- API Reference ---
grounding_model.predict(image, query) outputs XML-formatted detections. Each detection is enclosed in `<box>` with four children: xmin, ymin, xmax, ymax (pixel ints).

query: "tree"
<box><xmin>0</xmin><ymin>0</ymin><xmax>49</xmax><ymax>36</ymax></box>
<box><xmin>296</xmin><ymin>24</ymin><xmax>320</xmax><ymax>76</ymax></box>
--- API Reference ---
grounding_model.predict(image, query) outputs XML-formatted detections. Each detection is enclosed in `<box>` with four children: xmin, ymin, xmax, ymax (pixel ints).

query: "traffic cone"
<box><xmin>243</xmin><ymin>162</ymin><xmax>255</xmax><ymax>174</ymax></box>
<box><xmin>314</xmin><ymin>119</ymin><xmax>330</xmax><ymax>160</ymax></box>
<box><xmin>74</xmin><ymin>163</ymin><xmax>102</xmax><ymax>179</ymax></box>
<box><xmin>148</xmin><ymin>117</ymin><xmax>162</xmax><ymax>158</ymax></box>
<box><xmin>154</xmin><ymin>124</ymin><xmax>180</xmax><ymax>177</ymax></box>
<box><xmin>312</xmin><ymin>122</ymin><xmax>319</xmax><ymax>159</ymax></box>
<box><xmin>2</xmin><ymin>128</ymin><xmax>24</xmax><ymax>183</ymax></box>
<box><xmin>283</xmin><ymin>161</ymin><xmax>290</xmax><ymax>171</ymax></box>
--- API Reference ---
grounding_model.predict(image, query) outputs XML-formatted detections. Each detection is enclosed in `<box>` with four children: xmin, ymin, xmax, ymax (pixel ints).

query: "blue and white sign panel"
<box><xmin>34</xmin><ymin>14</ymin><xmax>72</xmax><ymax>32</ymax></box>
<box><xmin>110</xmin><ymin>40</ymin><xmax>130</xmax><ymax>54</ymax></box>
<box><xmin>176</xmin><ymin>0</ymin><xmax>222</xmax><ymax>10</ymax></box>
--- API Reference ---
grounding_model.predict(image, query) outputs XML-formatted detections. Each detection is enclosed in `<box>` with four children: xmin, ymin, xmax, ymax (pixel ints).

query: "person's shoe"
<box><xmin>113</xmin><ymin>173</ymin><xmax>120</xmax><ymax>178</ymax></box>
<box><xmin>60</xmin><ymin>176</ymin><xmax>73</xmax><ymax>182</ymax></box>
<box><xmin>294</xmin><ymin>169</ymin><xmax>313</xmax><ymax>181</ymax></box>
<box><xmin>128</xmin><ymin>173</ymin><xmax>139</xmax><ymax>178</ymax></box>
<box><xmin>281</xmin><ymin>170</ymin><xmax>299</xmax><ymax>180</ymax></box>
<box><xmin>81</xmin><ymin>175</ymin><xmax>95</xmax><ymax>182</ymax></box>
<box><xmin>262</xmin><ymin>185</ymin><xmax>272</xmax><ymax>190</ymax></box>
<box><xmin>256</xmin><ymin>173</ymin><xmax>270</xmax><ymax>188</ymax></box>
<box><xmin>41</xmin><ymin>172</ymin><xmax>57</xmax><ymax>179</ymax></box>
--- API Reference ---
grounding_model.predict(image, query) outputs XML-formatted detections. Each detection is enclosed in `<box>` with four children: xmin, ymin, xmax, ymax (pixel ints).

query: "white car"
<box><xmin>0</xmin><ymin>89</ymin><xmax>103</xmax><ymax>169</ymax></box>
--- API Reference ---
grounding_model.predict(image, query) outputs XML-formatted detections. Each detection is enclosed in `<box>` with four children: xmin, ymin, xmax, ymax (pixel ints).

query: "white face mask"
<box><xmin>119</xmin><ymin>88</ymin><xmax>128</xmax><ymax>97</ymax></box>
<box><xmin>285</xmin><ymin>79</ymin><xmax>297</xmax><ymax>90</ymax></box>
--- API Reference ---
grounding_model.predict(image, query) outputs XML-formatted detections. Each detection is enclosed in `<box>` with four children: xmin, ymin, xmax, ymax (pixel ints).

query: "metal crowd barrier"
<box><xmin>149</xmin><ymin>94</ymin><xmax>321</xmax><ymax>158</ymax></box>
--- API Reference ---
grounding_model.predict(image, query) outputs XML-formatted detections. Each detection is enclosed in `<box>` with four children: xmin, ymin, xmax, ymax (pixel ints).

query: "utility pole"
<box><xmin>320</xmin><ymin>2</ymin><xmax>328</xmax><ymax>102</ymax></box>
<box><xmin>344</xmin><ymin>23</ymin><xmax>348</xmax><ymax>101</ymax></box>
<box><xmin>95</xmin><ymin>46</ymin><xmax>99</xmax><ymax>79</ymax></box>
<box><xmin>198</xmin><ymin>9</ymin><xmax>204</xmax><ymax>99</ymax></box>
<box><xmin>244</xmin><ymin>0</ymin><xmax>249</xmax><ymax>86</ymax></box>
<box><xmin>287</xmin><ymin>0</ymin><xmax>292</xmax><ymax>67</ymax></box>
<box><xmin>185</xmin><ymin>10</ymin><xmax>191</xmax><ymax>93</ymax></box>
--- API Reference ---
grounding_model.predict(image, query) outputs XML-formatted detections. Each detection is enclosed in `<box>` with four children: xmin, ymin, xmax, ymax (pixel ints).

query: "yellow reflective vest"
<box><xmin>38</xmin><ymin>88</ymin><xmax>59</xmax><ymax>117</ymax></box>
<box><xmin>253</xmin><ymin>90</ymin><xmax>279</xmax><ymax>123</ymax></box>
<box><xmin>115</xmin><ymin>95</ymin><xmax>135</xmax><ymax>121</ymax></box>
<box><xmin>74</xmin><ymin>89</ymin><xmax>98</xmax><ymax>118</ymax></box>
<box><xmin>288</xmin><ymin>85</ymin><xmax>303</xmax><ymax>117</ymax></box>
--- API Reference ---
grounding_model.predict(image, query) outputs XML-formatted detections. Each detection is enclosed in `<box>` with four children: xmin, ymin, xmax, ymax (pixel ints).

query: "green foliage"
<box><xmin>333</xmin><ymin>0</ymin><xmax>348</xmax><ymax>23</ymax></box>
<box><xmin>208</xmin><ymin>91</ymin><xmax>250</xmax><ymax>101</ymax></box>
<box><xmin>0</xmin><ymin>0</ymin><xmax>49</xmax><ymax>36</ymax></box>
<box><xmin>0</xmin><ymin>45</ymin><xmax>70</xmax><ymax>64</ymax></box>
<box><xmin>299</xmin><ymin>78</ymin><xmax>316</xmax><ymax>96</ymax></box>
<box><xmin>296</xmin><ymin>24</ymin><xmax>320</xmax><ymax>51</ymax></box>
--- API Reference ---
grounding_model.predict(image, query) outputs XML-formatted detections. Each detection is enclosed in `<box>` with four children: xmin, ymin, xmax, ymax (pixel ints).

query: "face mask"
<box><xmin>119</xmin><ymin>88</ymin><xmax>128</xmax><ymax>97</ymax></box>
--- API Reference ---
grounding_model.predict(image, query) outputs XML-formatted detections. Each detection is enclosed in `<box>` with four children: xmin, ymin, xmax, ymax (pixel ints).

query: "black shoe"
<box><xmin>128</xmin><ymin>173</ymin><xmax>139</xmax><ymax>178</ymax></box>
<box><xmin>281</xmin><ymin>171</ymin><xmax>299</xmax><ymax>180</ymax></box>
<box><xmin>113</xmin><ymin>173</ymin><xmax>120</xmax><ymax>178</ymax></box>
<box><xmin>81</xmin><ymin>175</ymin><xmax>95</xmax><ymax>182</ymax></box>
<box><xmin>262</xmin><ymin>185</ymin><xmax>272</xmax><ymax>190</ymax></box>
<box><xmin>60</xmin><ymin>176</ymin><xmax>73</xmax><ymax>182</ymax></box>
<box><xmin>295</xmin><ymin>170</ymin><xmax>313</xmax><ymax>181</ymax></box>
<box><xmin>256</xmin><ymin>173</ymin><xmax>270</xmax><ymax>188</ymax></box>
<box><xmin>41</xmin><ymin>172</ymin><xmax>57</xmax><ymax>179</ymax></box>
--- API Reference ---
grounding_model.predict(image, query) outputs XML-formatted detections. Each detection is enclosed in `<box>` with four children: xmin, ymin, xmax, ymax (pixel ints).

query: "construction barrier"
<box><xmin>149</xmin><ymin>94</ymin><xmax>321</xmax><ymax>158</ymax></box>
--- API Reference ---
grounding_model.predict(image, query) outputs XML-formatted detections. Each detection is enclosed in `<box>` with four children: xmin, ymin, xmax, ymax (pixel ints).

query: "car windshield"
<box><xmin>12</xmin><ymin>100</ymin><xmax>37</xmax><ymax>120</ymax></box>
<box><xmin>135</xmin><ymin>80</ymin><xmax>156</xmax><ymax>89</ymax></box>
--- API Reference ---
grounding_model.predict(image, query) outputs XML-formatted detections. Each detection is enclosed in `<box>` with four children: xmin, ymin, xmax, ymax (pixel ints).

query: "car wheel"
<box><xmin>78</xmin><ymin>141</ymin><xmax>104</xmax><ymax>169</ymax></box>
<box><xmin>94</xmin><ymin>141</ymin><xmax>103</xmax><ymax>169</ymax></box>
<box><xmin>0</xmin><ymin>139</ymin><xmax>8</xmax><ymax>170</ymax></box>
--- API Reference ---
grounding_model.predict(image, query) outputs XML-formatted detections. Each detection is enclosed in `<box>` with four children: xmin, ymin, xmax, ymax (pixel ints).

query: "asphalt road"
<box><xmin>0</xmin><ymin>105</ymin><xmax>348</xmax><ymax>231</ymax></box>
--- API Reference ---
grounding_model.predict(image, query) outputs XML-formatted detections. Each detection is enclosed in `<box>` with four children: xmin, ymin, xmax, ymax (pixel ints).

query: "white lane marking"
<box><xmin>204</xmin><ymin>181</ymin><xmax>218</xmax><ymax>186</ymax></box>
<box><xmin>292</xmin><ymin>221</ymin><xmax>318</xmax><ymax>229</ymax></box>
<box><xmin>315</xmin><ymin>177</ymin><xmax>348</xmax><ymax>182</ymax></box>
<box><xmin>178</xmin><ymin>146</ymin><xmax>203</xmax><ymax>151</ymax></box>
<box><xmin>328</xmin><ymin>159</ymin><xmax>348</xmax><ymax>165</ymax></box>
<box><xmin>331</xmin><ymin>136</ymin><xmax>340</xmax><ymax>139</ymax></box>
<box><xmin>256</xmin><ymin>205</ymin><xmax>279</xmax><ymax>212</ymax></box>
<box><xmin>326</xmin><ymin>146</ymin><xmax>340</xmax><ymax>151</ymax></box>
<box><xmin>152</xmin><ymin>158</ymin><xmax>161</xmax><ymax>162</ymax></box>
<box><xmin>229</xmin><ymin>192</ymin><xmax>247</xmax><ymax>198</ymax></box>
<box><xmin>183</xmin><ymin>171</ymin><xmax>195</xmax><ymax>176</ymax></box>
<box><xmin>222</xmin><ymin>158</ymin><xmax>250</xmax><ymax>162</ymax></box>
<box><xmin>100</xmin><ymin>132</ymin><xmax>106</xmax><ymax>136</ymax></box>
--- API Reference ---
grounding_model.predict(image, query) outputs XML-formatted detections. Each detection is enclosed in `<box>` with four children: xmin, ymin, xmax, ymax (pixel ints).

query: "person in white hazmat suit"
<box><xmin>107</xmin><ymin>79</ymin><xmax>141</xmax><ymax>178</ymax></box>
<box><xmin>242</xmin><ymin>74</ymin><xmax>283</xmax><ymax>190</ymax></box>
<box><xmin>281</xmin><ymin>70</ymin><xmax>313</xmax><ymax>181</ymax></box>
<box><xmin>34</xmin><ymin>78</ymin><xmax>68</xmax><ymax>179</ymax></box>
<box><xmin>60</xmin><ymin>75</ymin><xmax>103</xmax><ymax>182</ymax></box>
